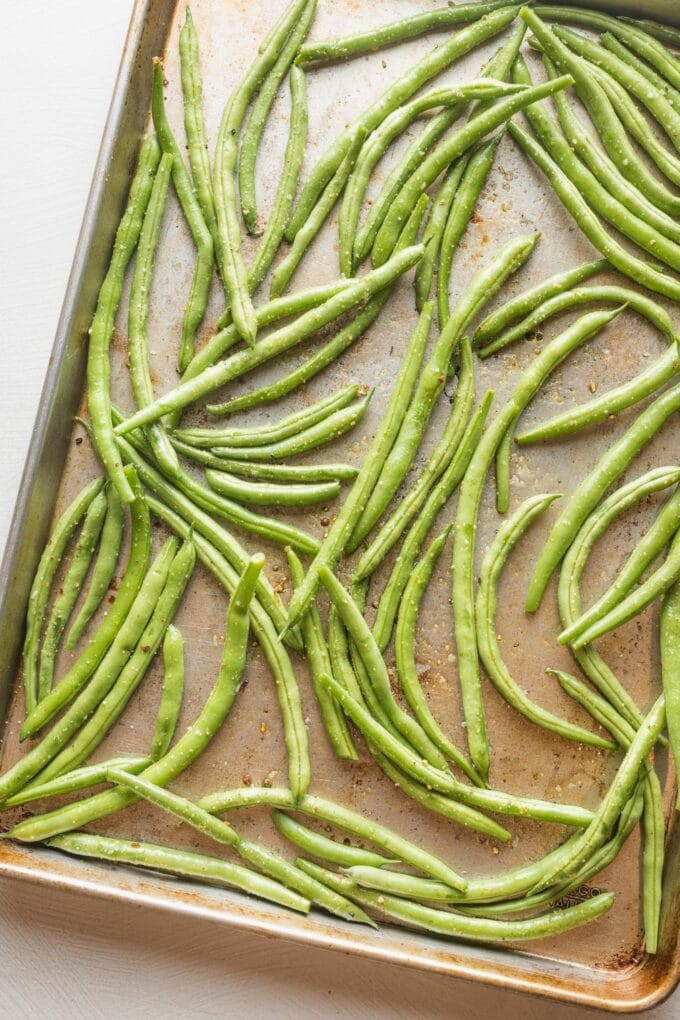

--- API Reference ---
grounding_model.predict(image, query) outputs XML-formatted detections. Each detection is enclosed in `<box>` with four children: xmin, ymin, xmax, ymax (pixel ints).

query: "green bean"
<box><xmin>213</xmin><ymin>0</ymin><xmax>309</xmax><ymax>345</ymax></box>
<box><xmin>206</xmin><ymin>393</ymin><xmax>371</xmax><ymax>458</ymax></box>
<box><xmin>272</xmin><ymin>128</ymin><xmax>366</xmax><ymax>297</ymax></box>
<box><xmin>526</xmin><ymin>383</ymin><xmax>680</xmax><ymax>612</ymax></box>
<box><xmin>353</xmin><ymin>234</ymin><xmax>537</xmax><ymax>548</ymax></box>
<box><xmin>152</xmin><ymin>60</ymin><xmax>213</xmax><ymax>371</ymax></box>
<box><xmin>601</xmin><ymin>33</ymin><xmax>680</xmax><ymax>114</ymax></box>
<box><xmin>32</xmin><ymin>538</ymin><xmax>194</xmax><ymax>786</ymax></box>
<box><xmin>198</xmin><ymin>787</ymin><xmax>469</xmax><ymax>890</ymax></box>
<box><xmin>454</xmin><ymin>306</ymin><xmax>623</xmax><ymax>778</ymax></box>
<box><xmin>513</xmin><ymin>54</ymin><xmax>680</xmax><ymax>275</ymax></box>
<box><xmin>372</xmin><ymin>389</ymin><xmax>494</xmax><ymax>651</ymax></box>
<box><xmin>105</xmin><ymin>768</ymin><xmax>371</xmax><ymax>926</ymax></box>
<box><xmin>179</xmin><ymin>8</ymin><xmax>217</xmax><ymax>247</ymax></box>
<box><xmin>372</xmin><ymin>75</ymin><xmax>572</xmax><ymax>265</ymax></box>
<box><xmin>48</xmin><ymin>832</ymin><xmax>310</xmax><ymax>914</ymax></box>
<box><xmin>286</xmin><ymin>549</ymin><xmax>357</xmax><ymax>761</ymax></box>
<box><xmin>395</xmin><ymin>526</ymin><xmax>479</xmax><ymax>778</ymax></box>
<box><xmin>4</xmin><ymin>757</ymin><xmax>150</xmax><ymax>809</ymax></box>
<box><xmin>474</xmin><ymin>258</ymin><xmax>607</xmax><ymax>347</ymax></box>
<box><xmin>288</xmin><ymin>6</ymin><xmax>520</xmax><ymax>240</ymax></box>
<box><xmin>355</xmin><ymin>338</ymin><xmax>477</xmax><ymax>583</ymax></box>
<box><xmin>177</xmin><ymin>384</ymin><xmax>360</xmax><ymax>449</ymax></box>
<box><xmin>359</xmin><ymin>19</ymin><xmax>527</xmax><ymax>269</ymax></box>
<box><xmin>207</xmin><ymin>471</ymin><xmax>340</xmax><ymax>508</ymax></box>
<box><xmin>477</xmin><ymin>493</ymin><xmax>615</xmax><ymax>748</ymax></box>
<box><xmin>343</xmin><ymin>866</ymin><xmax>467</xmax><ymax>903</ymax></box>
<box><xmin>327</xmin><ymin>607</ymin><xmax>368</xmax><ymax>707</ymax></box>
<box><xmin>552</xmin><ymin>25</ymin><xmax>680</xmax><ymax>153</ymax></box>
<box><xmin>37</xmin><ymin>488</ymin><xmax>108</xmax><ymax>701</ymax></box>
<box><xmin>238</xmin><ymin>0</ymin><xmax>316</xmax><ymax>235</ymax></box>
<box><xmin>534</xmin><ymin>696</ymin><xmax>666</xmax><ymax>892</ymax></box>
<box><xmin>22</xmin><ymin>477</ymin><xmax>106</xmax><ymax>715</ymax></box>
<box><xmin>272</xmin><ymin>811</ymin><xmax>397</xmax><ymax>868</ymax></box>
<box><xmin>619</xmin><ymin>17</ymin><xmax>680</xmax><ymax>49</ymax></box>
<box><xmin>298</xmin><ymin>860</ymin><xmax>616</xmax><ymax>941</ymax></box>
<box><xmin>246</xmin><ymin>64</ymin><xmax>309</xmax><ymax>296</ymax></box>
<box><xmin>21</xmin><ymin>469</ymin><xmax>150</xmax><ymax>739</ymax></box>
<box><xmin>520</xmin><ymin>9</ymin><xmax>680</xmax><ymax>213</ymax></box>
<box><xmin>127</xmin><ymin>151</ymin><xmax>180</xmax><ymax>475</ymax></box>
<box><xmin>281</xmin><ymin>293</ymin><xmax>431</xmax><ymax>635</ymax></box>
<box><xmin>509</xmin><ymin>119</ymin><xmax>680</xmax><ymax>303</ymax></box>
<box><xmin>183</xmin><ymin>452</ymin><xmax>357</xmax><ymax>484</ymax></box>
<box><xmin>415</xmin><ymin>160</ymin><xmax>468</xmax><ymax>312</ymax></box>
<box><xmin>88</xmin><ymin>135</ymin><xmax>159</xmax><ymax>504</ymax></box>
<box><xmin>557</xmin><ymin>468</ymin><xmax>679</xmax><ymax>731</ymax></box>
<box><xmin>437</xmin><ymin>137</ymin><xmax>502</xmax><ymax>328</ymax></box>
<box><xmin>297</xmin><ymin>3</ymin><xmax>516</xmax><ymax>66</ymax></box>
<box><xmin>479</xmin><ymin>283</ymin><xmax>677</xmax><ymax>359</ymax></box>
<box><xmin>152</xmin><ymin>624</ymin><xmax>185</xmax><ymax>758</ymax></box>
<box><xmin>66</xmin><ymin>485</ymin><xmax>124</xmax><ymax>649</ymax></box>
<box><xmin>115</xmin><ymin>245</ymin><xmax>423</xmax><ymax>433</ymax></box>
<box><xmin>7</xmin><ymin>556</ymin><xmax>271</xmax><ymax>840</ymax></box>
<box><xmin>319</xmin><ymin>566</ymin><xmax>448</xmax><ymax>771</ymax></box>
<box><xmin>661</xmin><ymin>578</ymin><xmax>680</xmax><ymax>809</ymax></box>
<box><xmin>561</xmin><ymin>484</ymin><xmax>680</xmax><ymax>646</ymax></box>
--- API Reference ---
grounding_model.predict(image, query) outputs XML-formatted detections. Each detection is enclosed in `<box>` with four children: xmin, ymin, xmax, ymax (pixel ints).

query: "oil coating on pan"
<box><xmin>1</xmin><ymin>0</ymin><xmax>680</xmax><ymax>1011</ymax></box>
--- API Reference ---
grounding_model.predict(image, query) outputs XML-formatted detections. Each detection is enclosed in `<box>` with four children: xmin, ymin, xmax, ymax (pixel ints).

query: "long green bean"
<box><xmin>187</xmin><ymin>453</ymin><xmax>357</xmax><ymax>484</ymax></box>
<box><xmin>272</xmin><ymin>812</ymin><xmax>397</xmax><ymax>868</ymax></box>
<box><xmin>66</xmin><ymin>485</ymin><xmax>124</xmax><ymax>649</ymax></box>
<box><xmin>207</xmin><ymin>471</ymin><xmax>340</xmax><ymax>508</ymax></box>
<box><xmin>600</xmin><ymin>32</ymin><xmax>680</xmax><ymax>114</ymax></box>
<box><xmin>661</xmin><ymin>579</ymin><xmax>680</xmax><ymax>809</ymax></box>
<box><xmin>151</xmin><ymin>624</ymin><xmax>185</xmax><ymax>758</ymax></box>
<box><xmin>619</xmin><ymin>17</ymin><xmax>680</xmax><ymax>49</ymax></box>
<box><xmin>179</xmin><ymin>8</ymin><xmax>217</xmax><ymax>246</ymax></box>
<box><xmin>415</xmin><ymin>159</ymin><xmax>468</xmax><ymax>311</ymax></box>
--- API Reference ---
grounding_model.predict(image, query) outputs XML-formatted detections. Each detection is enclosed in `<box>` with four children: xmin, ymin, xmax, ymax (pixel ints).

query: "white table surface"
<box><xmin>1</xmin><ymin>3</ymin><xmax>679</xmax><ymax>1017</ymax></box>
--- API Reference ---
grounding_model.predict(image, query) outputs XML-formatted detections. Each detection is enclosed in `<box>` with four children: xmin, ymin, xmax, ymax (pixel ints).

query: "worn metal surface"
<box><xmin>0</xmin><ymin>0</ymin><xmax>680</xmax><ymax>1011</ymax></box>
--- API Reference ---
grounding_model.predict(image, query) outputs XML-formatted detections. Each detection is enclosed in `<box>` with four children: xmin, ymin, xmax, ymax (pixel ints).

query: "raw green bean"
<box><xmin>114</xmin><ymin>245</ymin><xmax>423</xmax><ymax>432</ymax></box>
<box><xmin>327</xmin><ymin>607</ymin><xmax>369</xmax><ymax>707</ymax></box>
<box><xmin>561</xmin><ymin>484</ymin><xmax>680</xmax><ymax>645</ymax></box>
<box><xmin>66</xmin><ymin>485</ymin><xmax>124</xmax><ymax>649</ymax></box>
<box><xmin>185</xmin><ymin>453</ymin><xmax>357</xmax><ymax>484</ymax></box>
<box><xmin>287</xmin><ymin>6</ymin><xmax>520</xmax><ymax>241</ymax></box>
<box><xmin>619</xmin><ymin>17</ymin><xmax>680</xmax><ymax>49</ymax></box>
<box><xmin>286</xmin><ymin>549</ymin><xmax>357</xmax><ymax>761</ymax></box>
<box><xmin>453</xmin><ymin>306</ymin><xmax>623</xmax><ymax>778</ymax></box>
<box><xmin>272</xmin><ymin>811</ymin><xmax>397</xmax><ymax>868</ymax></box>
<box><xmin>179</xmin><ymin>8</ymin><xmax>217</xmax><ymax>246</ymax></box>
<box><xmin>207</xmin><ymin>471</ymin><xmax>340</xmax><ymax>508</ymax></box>
<box><xmin>534</xmin><ymin>697</ymin><xmax>666</xmax><ymax>892</ymax></box>
<box><xmin>474</xmin><ymin>258</ymin><xmax>607</xmax><ymax>346</ymax></box>
<box><xmin>127</xmin><ymin>150</ymin><xmax>180</xmax><ymax>475</ymax></box>
<box><xmin>246</xmin><ymin>64</ymin><xmax>309</xmax><ymax>295</ymax></box>
<box><xmin>372</xmin><ymin>76</ymin><xmax>572</xmax><ymax>265</ymax></box>
<box><xmin>238</xmin><ymin>0</ymin><xmax>316</xmax><ymax>235</ymax></box>
<box><xmin>177</xmin><ymin>384</ymin><xmax>360</xmax><ymax>448</ymax></box>
<box><xmin>526</xmin><ymin>383</ymin><xmax>680</xmax><ymax>612</ymax></box>
<box><xmin>272</xmin><ymin>128</ymin><xmax>366</xmax><ymax>297</ymax></box>
<box><xmin>360</xmin><ymin>19</ymin><xmax>527</xmax><ymax>269</ymax></box>
<box><xmin>519</xmin><ymin>9</ymin><xmax>680</xmax><ymax>213</ymax></box>
<box><xmin>152</xmin><ymin>624</ymin><xmax>185</xmax><ymax>758</ymax></box>
<box><xmin>395</xmin><ymin>526</ymin><xmax>479</xmax><ymax>778</ymax></box>
<box><xmin>298</xmin><ymin>860</ymin><xmax>616</xmax><ymax>941</ymax></box>
<box><xmin>4</xmin><ymin>757</ymin><xmax>150</xmax><ymax>809</ymax></box>
<box><xmin>88</xmin><ymin>135</ymin><xmax>160</xmax><ymax>504</ymax></box>
<box><xmin>297</xmin><ymin>3</ymin><xmax>516</xmax><ymax>65</ymax></box>
<box><xmin>213</xmin><ymin>0</ymin><xmax>309</xmax><ymax>345</ymax></box>
<box><xmin>476</xmin><ymin>493</ymin><xmax>615</xmax><ymax>748</ymax></box>
<box><xmin>319</xmin><ymin>566</ymin><xmax>448</xmax><ymax>771</ymax></box>
<box><xmin>437</xmin><ymin>136</ymin><xmax>502</xmax><ymax>327</ymax></box>
<box><xmin>557</xmin><ymin>467</ymin><xmax>679</xmax><ymax>731</ymax></box>
<box><xmin>372</xmin><ymin>389</ymin><xmax>493</xmax><ymax>651</ymax></box>
<box><xmin>22</xmin><ymin>476</ymin><xmax>105</xmax><ymax>715</ymax></box>
<box><xmin>105</xmin><ymin>768</ymin><xmax>371</xmax><ymax>926</ymax></box>
<box><xmin>7</xmin><ymin>556</ymin><xmax>277</xmax><ymax>839</ymax></box>
<box><xmin>355</xmin><ymin>337</ymin><xmax>477</xmax><ymax>583</ymax></box>
<box><xmin>479</xmin><ymin>283</ymin><xmax>677</xmax><ymax>359</ymax></box>
<box><xmin>281</xmin><ymin>295</ymin><xmax>431</xmax><ymax>634</ymax></box>
<box><xmin>198</xmin><ymin>787</ymin><xmax>469</xmax><ymax>890</ymax></box>
<box><xmin>343</xmin><ymin>866</ymin><xmax>467</xmax><ymax>902</ymax></box>
<box><xmin>48</xmin><ymin>832</ymin><xmax>310</xmax><ymax>914</ymax></box>
<box><xmin>353</xmin><ymin>234</ymin><xmax>537</xmax><ymax>548</ymax></box>
<box><xmin>207</xmin><ymin>393</ymin><xmax>371</xmax><ymax>458</ymax></box>
<box><xmin>661</xmin><ymin>578</ymin><xmax>680</xmax><ymax>809</ymax></box>
<box><xmin>415</xmin><ymin>159</ymin><xmax>468</xmax><ymax>311</ymax></box>
<box><xmin>508</xmin><ymin>119</ymin><xmax>680</xmax><ymax>303</ymax></box>
<box><xmin>152</xmin><ymin>60</ymin><xmax>213</xmax><ymax>371</ymax></box>
<box><xmin>601</xmin><ymin>33</ymin><xmax>680</xmax><ymax>114</ymax></box>
<box><xmin>37</xmin><ymin>488</ymin><xmax>108</xmax><ymax>700</ymax></box>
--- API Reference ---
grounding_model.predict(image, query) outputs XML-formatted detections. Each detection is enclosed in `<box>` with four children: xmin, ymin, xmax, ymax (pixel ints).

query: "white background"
<box><xmin>1</xmin><ymin>2</ymin><xmax>678</xmax><ymax>1017</ymax></box>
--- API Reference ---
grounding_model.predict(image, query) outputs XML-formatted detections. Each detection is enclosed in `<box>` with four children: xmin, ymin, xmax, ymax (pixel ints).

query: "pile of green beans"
<box><xmin>8</xmin><ymin>0</ymin><xmax>680</xmax><ymax>957</ymax></box>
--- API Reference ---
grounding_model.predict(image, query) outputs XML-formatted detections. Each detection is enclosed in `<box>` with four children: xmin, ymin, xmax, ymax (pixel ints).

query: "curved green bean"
<box><xmin>415</xmin><ymin>159</ymin><xmax>468</xmax><ymax>312</ymax></box>
<box><xmin>662</xmin><ymin>577</ymin><xmax>680</xmax><ymax>812</ymax></box>
<box><xmin>66</xmin><ymin>485</ymin><xmax>124</xmax><ymax>649</ymax></box>
<box><xmin>4</xmin><ymin>756</ymin><xmax>149</xmax><ymax>809</ymax></box>
<box><xmin>151</xmin><ymin>60</ymin><xmax>213</xmax><ymax>371</ymax></box>
<box><xmin>151</xmin><ymin>624</ymin><xmax>185</xmax><ymax>758</ymax></box>
<box><xmin>272</xmin><ymin>811</ymin><xmax>397</xmax><ymax>868</ymax></box>
<box><xmin>619</xmin><ymin>17</ymin><xmax>680</xmax><ymax>49</ymax></box>
<box><xmin>179</xmin><ymin>8</ymin><xmax>217</xmax><ymax>248</ymax></box>
<box><xmin>185</xmin><ymin>453</ymin><xmax>357</xmax><ymax>484</ymax></box>
<box><xmin>600</xmin><ymin>33</ymin><xmax>680</xmax><ymax>114</ymax></box>
<box><xmin>207</xmin><ymin>471</ymin><xmax>340</xmax><ymax>508</ymax></box>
